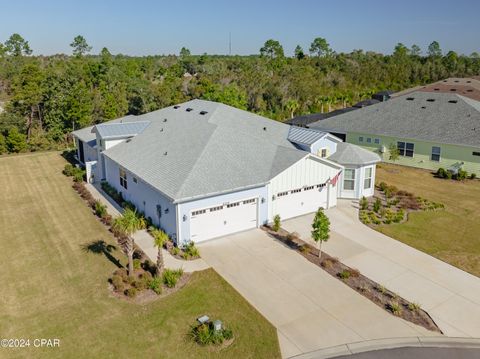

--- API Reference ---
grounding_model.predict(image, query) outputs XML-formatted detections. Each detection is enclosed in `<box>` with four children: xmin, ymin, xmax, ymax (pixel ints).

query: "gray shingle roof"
<box><xmin>72</xmin><ymin>115</ymin><xmax>140</xmax><ymax>142</ymax></box>
<box><xmin>287</xmin><ymin>126</ymin><xmax>327</xmax><ymax>145</ymax></box>
<box><xmin>95</xmin><ymin>121</ymin><xmax>150</xmax><ymax>139</ymax></box>
<box><xmin>328</xmin><ymin>142</ymin><xmax>381</xmax><ymax>166</ymax></box>
<box><xmin>102</xmin><ymin>100</ymin><xmax>312</xmax><ymax>202</ymax></box>
<box><xmin>310</xmin><ymin>92</ymin><xmax>480</xmax><ymax>148</ymax></box>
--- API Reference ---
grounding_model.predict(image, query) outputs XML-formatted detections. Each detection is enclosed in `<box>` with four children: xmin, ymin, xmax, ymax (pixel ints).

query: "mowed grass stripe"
<box><xmin>0</xmin><ymin>152</ymin><xmax>280</xmax><ymax>359</ymax></box>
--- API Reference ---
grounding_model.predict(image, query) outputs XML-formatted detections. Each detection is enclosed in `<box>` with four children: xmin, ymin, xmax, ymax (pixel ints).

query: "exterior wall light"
<box><xmin>183</xmin><ymin>214</ymin><xmax>187</xmax><ymax>222</ymax></box>
<box><xmin>261</xmin><ymin>197</ymin><xmax>266</xmax><ymax>203</ymax></box>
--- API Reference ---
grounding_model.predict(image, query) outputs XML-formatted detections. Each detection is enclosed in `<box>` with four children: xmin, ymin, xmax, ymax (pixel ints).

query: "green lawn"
<box><xmin>375</xmin><ymin>163</ymin><xmax>480</xmax><ymax>277</ymax></box>
<box><xmin>0</xmin><ymin>152</ymin><xmax>280</xmax><ymax>359</ymax></box>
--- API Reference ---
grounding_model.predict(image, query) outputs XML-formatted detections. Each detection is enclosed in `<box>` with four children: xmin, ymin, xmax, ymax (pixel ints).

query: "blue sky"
<box><xmin>0</xmin><ymin>0</ymin><xmax>479</xmax><ymax>56</ymax></box>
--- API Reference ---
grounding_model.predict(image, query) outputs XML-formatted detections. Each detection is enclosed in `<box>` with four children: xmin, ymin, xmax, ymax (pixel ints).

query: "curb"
<box><xmin>289</xmin><ymin>337</ymin><xmax>480</xmax><ymax>359</ymax></box>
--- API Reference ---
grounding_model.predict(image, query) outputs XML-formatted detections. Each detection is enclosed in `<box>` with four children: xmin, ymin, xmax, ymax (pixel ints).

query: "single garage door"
<box><xmin>272</xmin><ymin>184</ymin><xmax>328</xmax><ymax>220</ymax></box>
<box><xmin>190</xmin><ymin>198</ymin><xmax>258</xmax><ymax>242</ymax></box>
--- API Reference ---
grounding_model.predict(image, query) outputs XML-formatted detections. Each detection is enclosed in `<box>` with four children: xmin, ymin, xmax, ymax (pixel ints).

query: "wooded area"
<box><xmin>0</xmin><ymin>34</ymin><xmax>479</xmax><ymax>154</ymax></box>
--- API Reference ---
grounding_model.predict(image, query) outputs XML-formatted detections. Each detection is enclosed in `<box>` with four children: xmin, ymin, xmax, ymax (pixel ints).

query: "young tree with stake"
<box><xmin>311</xmin><ymin>208</ymin><xmax>330</xmax><ymax>259</ymax></box>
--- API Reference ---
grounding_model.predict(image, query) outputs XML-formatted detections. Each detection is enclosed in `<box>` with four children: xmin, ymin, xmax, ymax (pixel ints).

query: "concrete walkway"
<box><xmin>282</xmin><ymin>200</ymin><xmax>480</xmax><ymax>338</ymax></box>
<box><xmin>198</xmin><ymin>229</ymin><xmax>436</xmax><ymax>359</ymax></box>
<box><xmin>85</xmin><ymin>183</ymin><xmax>210</xmax><ymax>272</ymax></box>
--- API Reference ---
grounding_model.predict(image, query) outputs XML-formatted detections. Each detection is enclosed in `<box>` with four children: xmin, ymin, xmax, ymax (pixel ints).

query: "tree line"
<box><xmin>0</xmin><ymin>34</ymin><xmax>479</xmax><ymax>154</ymax></box>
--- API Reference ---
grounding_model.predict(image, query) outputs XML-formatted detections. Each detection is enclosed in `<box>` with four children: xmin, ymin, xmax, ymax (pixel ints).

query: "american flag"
<box><xmin>330</xmin><ymin>171</ymin><xmax>342</xmax><ymax>187</ymax></box>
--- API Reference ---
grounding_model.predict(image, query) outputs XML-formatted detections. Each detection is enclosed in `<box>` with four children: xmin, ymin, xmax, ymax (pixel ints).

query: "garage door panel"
<box><xmin>190</xmin><ymin>199</ymin><xmax>258</xmax><ymax>242</ymax></box>
<box><xmin>273</xmin><ymin>186</ymin><xmax>327</xmax><ymax>220</ymax></box>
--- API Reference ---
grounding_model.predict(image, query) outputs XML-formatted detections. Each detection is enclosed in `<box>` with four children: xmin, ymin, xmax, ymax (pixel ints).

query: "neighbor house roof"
<box><xmin>287</xmin><ymin>126</ymin><xmax>328</xmax><ymax>145</ymax></box>
<box><xmin>328</xmin><ymin>142</ymin><xmax>381</xmax><ymax>166</ymax></box>
<box><xmin>99</xmin><ymin>99</ymin><xmax>329</xmax><ymax>202</ymax></box>
<box><xmin>287</xmin><ymin>107</ymin><xmax>358</xmax><ymax>127</ymax></box>
<box><xmin>310</xmin><ymin>91</ymin><xmax>480</xmax><ymax>148</ymax></box>
<box><xmin>94</xmin><ymin>121</ymin><xmax>150</xmax><ymax>140</ymax></box>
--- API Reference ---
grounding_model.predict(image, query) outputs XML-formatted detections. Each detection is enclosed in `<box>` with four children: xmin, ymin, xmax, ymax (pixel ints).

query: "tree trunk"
<box><xmin>157</xmin><ymin>247</ymin><xmax>164</xmax><ymax>276</ymax></box>
<box><xmin>37</xmin><ymin>104</ymin><xmax>43</xmax><ymax>130</ymax></box>
<box><xmin>318</xmin><ymin>241</ymin><xmax>322</xmax><ymax>259</ymax></box>
<box><xmin>127</xmin><ymin>237</ymin><xmax>135</xmax><ymax>276</ymax></box>
<box><xmin>320</xmin><ymin>103</ymin><xmax>324</xmax><ymax>113</ymax></box>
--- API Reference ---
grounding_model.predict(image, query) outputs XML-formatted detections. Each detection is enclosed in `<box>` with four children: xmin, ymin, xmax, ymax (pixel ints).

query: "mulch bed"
<box><xmin>262</xmin><ymin>226</ymin><xmax>442</xmax><ymax>334</ymax></box>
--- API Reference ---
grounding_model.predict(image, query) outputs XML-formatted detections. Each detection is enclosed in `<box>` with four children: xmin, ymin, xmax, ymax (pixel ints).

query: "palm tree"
<box><xmin>151</xmin><ymin>228</ymin><xmax>169</xmax><ymax>276</ymax></box>
<box><xmin>112</xmin><ymin>208</ymin><xmax>146</xmax><ymax>276</ymax></box>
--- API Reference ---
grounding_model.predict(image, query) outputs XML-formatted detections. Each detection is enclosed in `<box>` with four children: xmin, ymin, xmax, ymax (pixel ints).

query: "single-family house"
<box><xmin>72</xmin><ymin>100</ymin><xmax>379</xmax><ymax>245</ymax></box>
<box><xmin>309</xmin><ymin>91</ymin><xmax>480</xmax><ymax>175</ymax></box>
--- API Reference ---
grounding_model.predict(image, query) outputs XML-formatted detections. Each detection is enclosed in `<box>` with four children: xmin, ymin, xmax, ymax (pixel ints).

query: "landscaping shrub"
<box><xmin>299</xmin><ymin>245</ymin><xmax>310</xmax><ymax>254</ymax></box>
<box><xmin>183</xmin><ymin>242</ymin><xmax>200</xmax><ymax>259</ymax></box>
<box><xmin>172</xmin><ymin>247</ymin><xmax>180</xmax><ymax>256</ymax></box>
<box><xmin>162</xmin><ymin>268</ymin><xmax>183</xmax><ymax>288</ymax></box>
<box><xmin>378</xmin><ymin>182</ymin><xmax>388</xmax><ymax>191</ymax></box>
<box><xmin>389</xmin><ymin>301</ymin><xmax>402</xmax><ymax>316</ymax></box>
<box><xmin>148</xmin><ymin>277</ymin><xmax>162</xmax><ymax>294</ymax></box>
<box><xmin>133</xmin><ymin>258</ymin><xmax>142</xmax><ymax>270</ymax></box>
<box><xmin>377</xmin><ymin>285</ymin><xmax>387</xmax><ymax>295</ymax></box>
<box><xmin>454</xmin><ymin>169</ymin><xmax>468</xmax><ymax>181</ymax></box>
<box><xmin>338</xmin><ymin>269</ymin><xmax>351</xmax><ymax>280</ymax></box>
<box><xmin>124</xmin><ymin>288</ymin><xmax>137</xmax><ymax>298</ymax></box>
<box><xmin>132</xmin><ymin>279</ymin><xmax>146</xmax><ymax>290</ymax></box>
<box><xmin>94</xmin><ymin>200</ymin><xmax>108</xmax><ymax>218</ymax></box>
<box><xmin>272</xmin><ymin>214</ymin><xmax>281</xmax><ymax>232</ymax></box>
<box><xmin>359</xmin><ymin>196</ymin><xmax>368</xmax><ymax>210</ymax></box>
<box><xmin>408</xmin><ymin>302</ymin><xmax>421</xmax><ymax>312</ymax></box>
<box><xmin>471</xmin><ymin>173</ymin><xmax>477</xmax><ymax>180</ymax></box>
<box><xmin>63</xmin><ymin>163</ymin><xmax>75</xmax><ymax>176</ymax></box>
<box><xmin>373</xmin><ymin>198</ymin><xmax>381</xmax><ymax>213</ymax></box>
<box><xmin>286</xmin><ymin>232</ymin><xmax>300</xmax><ymax>242</ymax></box>
<box><xmin>190</xmin><ymin>322</ymin><xmax>233</xmax><ymax>346</ymax></box>
<box><xmin>111</xmin><ymin>275</ymin><xmax>124</xmax><ymax>292</ymax></box>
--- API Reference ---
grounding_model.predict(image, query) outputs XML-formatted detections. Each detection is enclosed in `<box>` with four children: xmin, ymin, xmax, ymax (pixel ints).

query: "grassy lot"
<box><xmin>0</xmin><ymin>152</ymin><xmax>280</xmax><ymax>359</ymax></box>
<box><xmin>375</xmin><ymin>163</ymin><xmax>480</xmax><ymax>277</ymax></box>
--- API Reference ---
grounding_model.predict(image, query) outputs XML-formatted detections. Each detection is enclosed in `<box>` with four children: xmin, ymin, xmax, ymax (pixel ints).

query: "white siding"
<box><xmin>104</xmin><ymin>156</ymin><xmax>178</xmax><ymax>240</ymax></box>
<box><xmin>337</xmin><ymin>165</ymin><xmax>376</xmax><ymax>199</ymax></box>
<box><xmin>268</xmin><ymin>155</ymin><xmax>342</xmax><ymax>221</ymax></box>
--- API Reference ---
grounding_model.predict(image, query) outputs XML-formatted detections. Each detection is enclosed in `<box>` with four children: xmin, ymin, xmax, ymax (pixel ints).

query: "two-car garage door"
<box><xmin>190</xmin><ymin>198</ymin><xmax>258</xmax><ymax>242</ymax></box>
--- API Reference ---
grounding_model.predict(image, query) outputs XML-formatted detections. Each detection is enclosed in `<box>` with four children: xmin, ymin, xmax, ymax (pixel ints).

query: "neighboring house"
<box><xmin>398</xmin><ymin>77</ymin><xmax>480</xmax><ymax>102</ymax></box>
<box><xmin>310</xmin><ymin>91</ymin><xmax>480</xmax><ymax>175</ymax></box>
<box><xmin>287</xmin><ymin>107</ymin><xmax>357</xmax><ymax>128</ymax></box>
<box><xmin>72</xmin><ymin>100</ymin><xmax>379</xmax><ymax>245</ymax></box>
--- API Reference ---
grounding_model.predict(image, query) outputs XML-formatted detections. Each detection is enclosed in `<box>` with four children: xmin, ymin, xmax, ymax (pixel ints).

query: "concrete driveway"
<box><xmin>282</xmin><ymin>200</ymin><xmax>480</xmax><ymax>339</ymax></box>
<box><xmin>198</xmin><ymin>229</ymin><xmax>434</xmax><ymax>358</ymax></box>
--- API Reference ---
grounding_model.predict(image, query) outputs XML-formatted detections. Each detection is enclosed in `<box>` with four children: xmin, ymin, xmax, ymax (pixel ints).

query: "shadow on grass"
<box><xmin>82</xmin><ymin>240</ymin><xmax>123</xmax><ymax>268</ymax></box>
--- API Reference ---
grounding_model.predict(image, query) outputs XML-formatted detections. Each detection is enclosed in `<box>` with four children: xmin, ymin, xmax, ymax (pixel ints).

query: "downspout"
<box><xmin>175</xmin><ymin>203</ymin><xmax>182</xmax><ymax>247</ymax></box>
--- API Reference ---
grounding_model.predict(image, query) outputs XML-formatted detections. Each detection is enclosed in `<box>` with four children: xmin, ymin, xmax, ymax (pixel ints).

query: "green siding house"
<box><xmin>309</xmin><ymin>92</ymin><xmax>480</xmax><ymax>175</ymax></box>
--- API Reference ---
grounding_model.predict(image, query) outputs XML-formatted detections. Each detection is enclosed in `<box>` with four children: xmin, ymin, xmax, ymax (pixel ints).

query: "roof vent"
<box><xmin>186</xmin><ymin>108</ymin><xmax>193</xmax><ymax>112</ymax></box>
<box><xmin>450</xmin><ymin>88</ymin><xmax>457</xmax><ymax>92</ymax></box>
<box><xmin>454</xmin><ymin>80</ymin><xmax>459</xmax><ymax>83</ymax></box>
<box><xmin>160</xmin><ymin>128</ymin><xmax>164</xmax><ymax>132</ymax></box>
<box><xmin>421</xmin><ymin>106</ymin><xmax>426</xmax><ymax>109</ymax></box>
<box><xmin>263</xmin><ymin>127</ymin><xmax>267</xmax><ymax>131</ymax></box>
<box><xmin>448</xmin><ymin>100</ymin><xmax>458</xmax><ymax>104</ymax></box>
<box><xmin>443</xmin><ymin>80</ymin><xmax>447</xmax><ymax>82</ymax></box>
<box><xmin>199</xmin><ymin>110</ymin><xmax>208</xmax><ymax>115</ymax></box>
<box><xmin>434</xmin><ymin>88</ymin><xmax>440</xmax><ymax>91</ymax></box>
<box><xmin>173</xmin><ymin>105</ymin><xmax>180</xmax><ymax>109</ymax></box>
<box><xmin>406</xmin><ymin>97</ymin><xmax>414</xmax><ymax>101</ymax></box>
<box><xmin>467</xmin><ymin>80</ymin><xmax>472</xmax><ymax>83</ymax></box>
<box><xmin>163</xmin><ymin>118</ymin><xmax>167</xmax><ymax>122</ymax></box>
<box><xmin>164</xmin><ymin>151</ymin><xmax>168</xmax><ymax>155</ymax></box>
<box><xmin>426</xmin><ymin>99</ymin><xmax>435</xmax><ymax>102</ymax></box>
<box><xmin>467</xmin><ymin>89</ymin><xmax>473</xmax><ymax>92</ymax></box>
<box><xmin>126</xmin><ymin>139</ymin><xmax>132</xmax><ymax>143</ymax></box>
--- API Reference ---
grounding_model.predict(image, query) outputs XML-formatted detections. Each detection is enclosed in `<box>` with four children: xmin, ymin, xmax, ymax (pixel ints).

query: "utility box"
<box><xmin>213</xmin><ymin>320</ymin><xmax>222</xmax><ymax>332</ymax></box>
<box><xmin>197</xmin><ymin>315</ymin><xmax>209</xmax><ymax>325</ymax></box>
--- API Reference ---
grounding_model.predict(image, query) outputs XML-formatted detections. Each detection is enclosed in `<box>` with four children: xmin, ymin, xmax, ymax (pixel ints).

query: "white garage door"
<box><xmin>190</xmin><ymin>198</ymin><xmax>258</xmax><ymax>242</ymax></box>
<box><xmin>272</xmin><ymin>184</ymin><xmax>328</xmax><ymax>220</ymax></box>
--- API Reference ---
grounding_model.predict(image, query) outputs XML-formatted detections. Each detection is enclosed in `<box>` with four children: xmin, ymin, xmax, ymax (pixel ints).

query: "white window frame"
<box><xmin>119</xmin><ymin>168</ymin><xmax>128</xmax><ymax>189</ymax></box>
<box><xmin>343</xmin><ymin>169</ymin><xmax>355</xmax><ymax>191</ymax></box>
<box><xmin>364</xmin><ymin>167</ymin><xmax>373</xmax><ymax>189</ymax></box>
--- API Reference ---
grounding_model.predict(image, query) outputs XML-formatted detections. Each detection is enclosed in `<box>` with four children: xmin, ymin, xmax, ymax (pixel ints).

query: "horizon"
<box><xmin>0</xmin><ymin>0</ymin><xmax>479</xmax><ymax>57</ymax></box>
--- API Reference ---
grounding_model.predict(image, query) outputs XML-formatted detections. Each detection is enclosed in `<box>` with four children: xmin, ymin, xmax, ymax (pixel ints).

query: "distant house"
<box><xmin>310</xmin><ymin>91</ymin><xmax>480</xmax><ymax>175</ymax></box>
<box><xmin>287</xmin><ymin>108</ymin><xmax>358</xmax><ymax>128</ymax></box>
<box><xmin>72</xmin><ymin>100</ymin><xmax>379</xmax><ymax>245</ymax></box>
